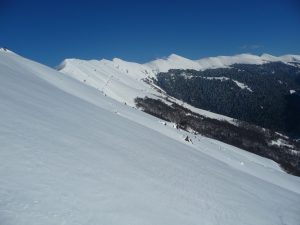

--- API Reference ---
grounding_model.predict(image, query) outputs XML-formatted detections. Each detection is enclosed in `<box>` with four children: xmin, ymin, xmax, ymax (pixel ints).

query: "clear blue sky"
<box><xmin>1</xmin><ymin>0</ymin><xmax>300</xmax><ymax>66</ymax></box>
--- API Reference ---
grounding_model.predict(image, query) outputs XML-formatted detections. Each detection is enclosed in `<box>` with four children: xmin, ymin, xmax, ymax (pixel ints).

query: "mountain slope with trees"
<box><xmin>156</xmin><ymin>62</ymin><xmax>300</xmax><ymax>136</ymax></box>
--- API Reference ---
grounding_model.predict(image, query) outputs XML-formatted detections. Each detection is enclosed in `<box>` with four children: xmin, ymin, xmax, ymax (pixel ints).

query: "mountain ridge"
<box><xmin>57</xmin><ymin>52</ymin><xmax>300</xmax><ymax>122</ymax></box>
<box><xmin>59</xmin><ymin>52</ymin><xmax>300</xmax><ymax>74</ymax></box>
<box><xmin>57</xmin><ymin>51</ymin><xmax>300</xmax><ymax>174</ymax></box>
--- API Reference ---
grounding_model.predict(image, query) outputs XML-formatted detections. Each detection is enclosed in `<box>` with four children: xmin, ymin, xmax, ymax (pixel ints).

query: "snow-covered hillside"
<box><xmin>1</xmin><ymin>50</ymin><xmax>300</xmax><ymax>225</ymax></box>
<box><xmin>58</xmin><ymin>56</ymin><xmax>236</xmax><ymax>123</ymax></box>
<box><xmin>58</xmin><ymin>53</ymin><xmax>300</xmax><ymax>116</ymax></box>
<box><xmin>59</xmin><ymin>53</ymin><xmax>300</xmax><ymax>79</ymax></box>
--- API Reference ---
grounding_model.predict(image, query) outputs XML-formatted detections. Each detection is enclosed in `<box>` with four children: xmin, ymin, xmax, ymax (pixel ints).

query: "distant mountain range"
<box><xmin>58</xmin><ymin>52</ymin><xmax>300</xmax><ymax>78</ymax></box>
<box><xmin>58</xmin><ymin>52</ymin><xmax>300</xmax><ymax>134</ymax></box>
<box><xmin>156</xmin><ymin>62</ymin><xmax>300</xmax><ymax>136</ymax></box>
<box><xmin>58</xmin><ymin>52</ymin><xmax>300</xmax><ymax>174</ymax></box>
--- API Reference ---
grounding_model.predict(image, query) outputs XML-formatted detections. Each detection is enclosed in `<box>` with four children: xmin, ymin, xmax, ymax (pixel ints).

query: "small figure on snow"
<box><xmin>184</xmin><ymin>136</ymin><xmax>193</xmax><ymax>143</ymax></box>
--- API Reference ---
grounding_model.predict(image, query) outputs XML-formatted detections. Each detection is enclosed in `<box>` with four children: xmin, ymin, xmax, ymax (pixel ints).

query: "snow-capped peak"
<box><xmin>56</xmin><ymin>58</ymin><xmax>79</xmax><ymax>70</ymax></box>
<box><xmin>196</xmin><ymin>53</ymin><xmax>264</xmax><ymax>69</ymax></box>
<box><xmin>261</xmin><ymin>53</ymin><xmax>278</xmax><ymax>61</ymax></box>
<box><xmin>59</xmin><ymin>53</ymin><xmax>300</xmax><ymax>77</ymax></box>
<box><xmin>0</xmin><ymin>47</ymin><xmax>14</xmax><ymax>54</ymax></box>
<box><xmin>261</xmin><ymin>53</ymin><xmax>300</xmax><ymax>63</ymax></box>
<box><xmin>145</xmin><ymin>53</ymin><xmax>202</xmax><ymax>72</ymax></box>
<box><xmin>278</xmin><ymin>54</ymin><xmax>300</xmax><ymax>63</ymax></box>
<box><xmin>167</xmin><ymin>53</ymin><xmax>188</xmax><ymax>60</ymax></box>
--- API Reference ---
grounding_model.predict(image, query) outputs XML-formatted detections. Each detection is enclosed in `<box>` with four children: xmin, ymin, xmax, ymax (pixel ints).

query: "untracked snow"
<box><xmin>1</xmin><ymin>50</ymin><xmax>300</xmax><ymax>225</ymax></box>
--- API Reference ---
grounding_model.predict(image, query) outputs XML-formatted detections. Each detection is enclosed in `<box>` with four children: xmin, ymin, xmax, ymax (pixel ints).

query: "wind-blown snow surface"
<box><xmin>1</xmin><ymin>50</ymin><xmax>300</xmax><ymax>225</ymax></box>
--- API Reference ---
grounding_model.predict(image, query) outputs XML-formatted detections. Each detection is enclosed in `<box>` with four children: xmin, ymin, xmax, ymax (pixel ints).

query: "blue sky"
<box><xmin>1</xmin><ymin>0</ymin><xmax>300</xmax><ymax>66</ymax></box>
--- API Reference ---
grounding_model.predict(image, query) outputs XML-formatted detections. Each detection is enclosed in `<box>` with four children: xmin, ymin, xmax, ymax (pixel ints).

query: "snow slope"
<box><xmin>58</xmin><ymin>57</ymin><xmax>236</xmax><ymax>123</ymax></box>
<box><xmin>58</xmin><ymin>58</ymin><xmax>157</xmax><ymax>105</ymax></box>
<box><xmin>58</xmin><ymin>53</ymin><xmax>300</xmax><ymax>120</ymax></box>
<box><xmin>145</xmin><ymin>53</ymin><xmax>300</xmax><ymax>73</ymax></box>
<box><xmin>1</xmin><ymin>50</ymin><xmax>300</xmax><ymax>225</ymax></box>
<box><xmin>60</xmin><ymin>53</ymin><xmax>300</xmax><ymax>79</ymax></box>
